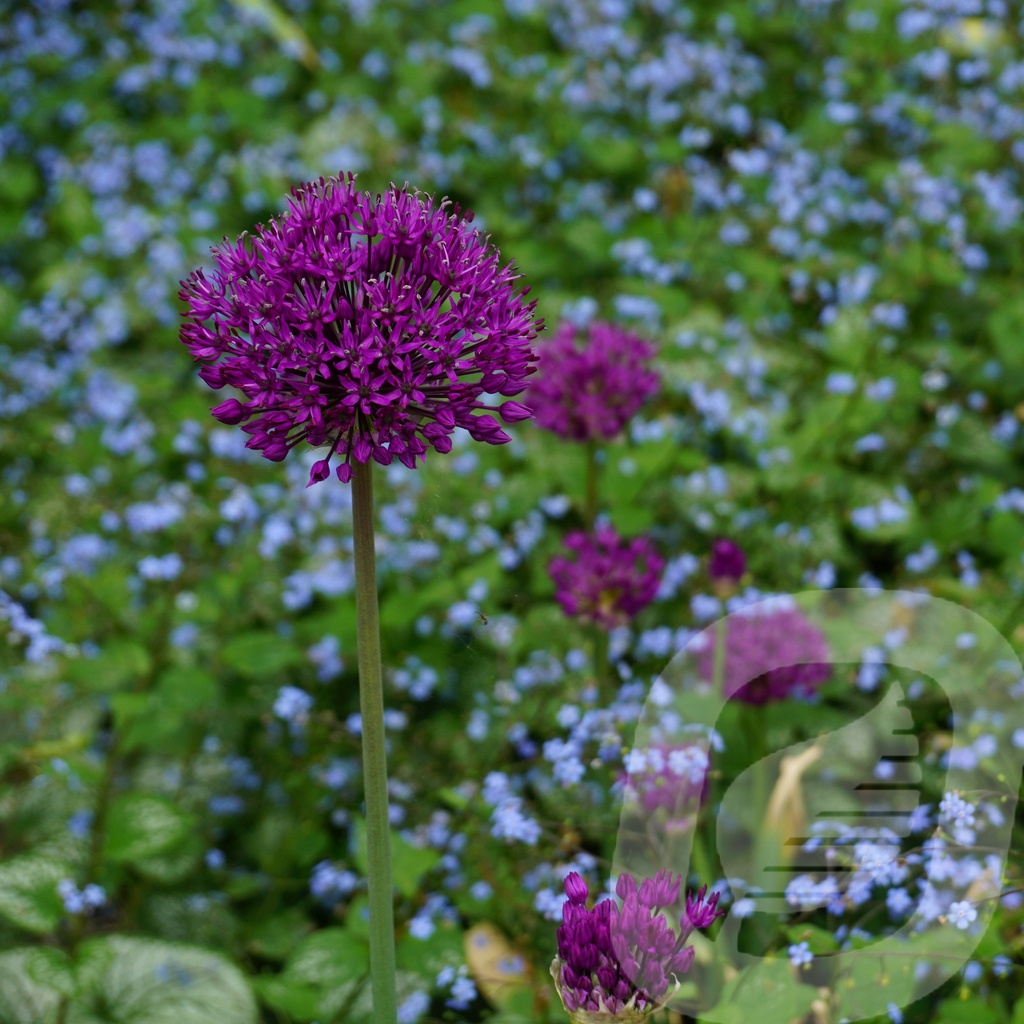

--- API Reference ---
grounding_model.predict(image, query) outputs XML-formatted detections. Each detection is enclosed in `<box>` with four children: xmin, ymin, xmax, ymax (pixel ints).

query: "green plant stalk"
<box><xmin>689</xmin><ymin>818</ymin><xmax>716</xmax><ymax>895</ymax></box>
<box><xmin>351</xmin><ymin>459</ymin><xmax>397</xmax><ymax>1024</ymax></box>
<box><xmin>712</xmin><ymin>617</ymin><xmax>727</xmax><ymax>701</ymax></box>
<box><xmin>740</xmin><ymin>703</ymin><xmax>773</xmax><ymax>877</ymax></box>
<box><xmin>691</xmin><ymin>619</ymin><xmax>731</xmax><ymax>888</ymax></box>
<box><xmin>584</xmin><ymin>439</ymin><xmax>599</xmax><ymax>529</ymax></box>
<box><xmin>592</xmin><ymin>624</ymin><xmax>610</xmax><ymax>702</ymax></box>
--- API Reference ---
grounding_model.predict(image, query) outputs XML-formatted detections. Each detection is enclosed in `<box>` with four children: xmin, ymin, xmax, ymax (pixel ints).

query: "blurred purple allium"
<box><xmin>693</xmin><ymin>598</ymin><xmax>831</xmax><ymax>705</ymax></box>
<box><xmin>179</xmin><ymin>174</ymin><xmax>541</xmax><ymax>485</ymax></box>
<box><xmin>708</xmin><ymin>538</ymin><xmax>746</xmax><ymax>583</ymax></box>
<box><xmin>551</xmin><ymin>870</ymin><xmax>723</xmax><ymax>1019</ymax></box>
<box><xmin>529</xmin><ymin>321</ymin><xmax>658</xmax><ymax>442</ymax></box>
<box><xmin>549</xmin><ymin>526</ymin><xmax>664</xmax><ymax>630</ymax></box>
<box><xmin>622</xmin><ymin>743</ymin><xmax>709</xmax><ymax>831</ymax></box>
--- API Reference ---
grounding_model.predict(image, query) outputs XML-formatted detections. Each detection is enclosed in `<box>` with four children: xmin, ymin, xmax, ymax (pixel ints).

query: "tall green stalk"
<box><xmin>712</xmin><ymin>617</ymin><xmax>727</xmax><ymax>701</ymax></box>
<box><xmin>740</xmin><ymin>701</ymin><xmax>774</xmax><ymax>879</ymax></box>
<box><xmin>592</xmin><ymin>623</ymin><xmax>610</xmax><ymax>702</ymax></box>
<box><xmin>584</xmin><ymin>439</ymin><xmax>599</xmax><ymax>529</ymax></box>
<box><xmin>351</xmin><ymin>459</ymin><xmax>397</xmax><ymax>1024</ymax></box>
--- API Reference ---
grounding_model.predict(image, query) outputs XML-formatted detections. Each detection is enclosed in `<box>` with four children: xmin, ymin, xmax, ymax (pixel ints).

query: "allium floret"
<box><xmin>549</xmin><ymin>526</ymin><xmax>664</xmax><ymax>630</ymax></box>
<box><xmin>551</xmin><ymin>871</ymin><xmax>723</xmax><ymax>1021</ymax></box>
<box><xmin>530</xmin><ymin>321</ymin><xmax>659</xmax><ymax>442</ymax></box>
<box><xmin>179</xmin><ymin>173</ymin><xmax>541</xmax><ymax>484</ymax></box>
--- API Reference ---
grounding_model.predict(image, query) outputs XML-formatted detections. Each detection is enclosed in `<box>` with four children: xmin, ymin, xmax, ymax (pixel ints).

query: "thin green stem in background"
<box><xmin>351</xmin><ymin>459</ymin><xmax>397</xmax><ymax>1024</ymax></box>
<box><xmin>592</xmin><ymin>623</ymin><xmax>611</xmax><ymax>703</ymax></box>
<box><xmin>691</xmin><ymin>617</ymin><xmax>731</xmax><ymax>890</ymax></box>
<box><xmin>740</xmin><ymin>701</ymin><xmax>775</xmax><ymax>882</ymax></box>
<box><xmin>712</xmin><ymin>616</ymin><xmax>727</xmax><ymax>701</ymax></box>
<box><xmin>584</xmin><ymin>439</ymin><xmax>600</xmax><ymax>530</ymax></box>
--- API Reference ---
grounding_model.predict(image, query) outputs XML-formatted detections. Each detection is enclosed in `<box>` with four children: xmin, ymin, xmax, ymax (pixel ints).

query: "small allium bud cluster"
<box><xmin>708</xmin><ymin>538</ymin><xmax>746</xmax><ymax>583</ymax></box>
<box><xmin>552</xmin><ymin>870</ymin><xmax>723</xmax><ymax>1020</ymax></box>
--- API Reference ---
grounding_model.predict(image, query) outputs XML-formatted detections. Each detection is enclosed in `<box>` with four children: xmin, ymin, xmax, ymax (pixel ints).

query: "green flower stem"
<box><xmin>351</xmin><ymin>459</ymin><xmax>397</xmax><ymax>1024</ymax></box>
<box><xmin>689</xmin><ymin>816</ymin><xmax>716</xmax><ymax>892</ymax></box>
<box><xmin>592</xmin><ymin>624</ymin><xmax>611</xmax><ymax>703</ymax></box>
<box><xmin>584</xmin><ymin>439</ymin><xmax>599</xmax><ymax>529</ymax></box>
<box><xmin>740</xmin><ymin>702</ymin><xmax>774</xmax><ymax>875</ymax></box>
<box><xmin>688</xmin><ymin>619</ymin><xmax>730</xmax><ymax>890</ymax></box>
<box><xmin>712</xmin><ymin>617</ymin><xmax>727</xmax><ymax>701</ymax></box>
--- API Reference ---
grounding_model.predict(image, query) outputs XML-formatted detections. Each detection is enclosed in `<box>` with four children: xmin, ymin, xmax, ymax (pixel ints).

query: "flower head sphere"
<box><xmin>530</xmin><ymin>320</ymin><xmax>659</xmax><ymax>442</ymax></box>
<box><xmin>694</xmin><ymin>599</ymin><xmax>831</xmax><ymax>705</ymax></box>
<box><xmin>179</xmin><ymin>174</ymin><xmax>542</xmax><ymax>485</ymax></box>
<box><xmin>549</xmin><ymin>526</ymin><xmax>664</xmax><ymax>631</ymax></box>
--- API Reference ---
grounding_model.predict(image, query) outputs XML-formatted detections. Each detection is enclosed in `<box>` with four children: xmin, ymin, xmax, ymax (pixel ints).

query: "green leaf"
<box><xmin>25</xmin><ymin>947</ymin><xmax>75</xmax><ymax>997</ymax></box>
<box><xmin>0</xmin><ymin>160</ymin><xmax>40</xmax><ymax>205</ymax></box>
<box><xmin>224</xmin><ymin>872</ymin><xmax>268</xmax><ymax>900</ymax></box>
<box><xmin>111</xmin><ymin>692</ymin><xmax>150</xmax><ymax>729</ymax></box>
<box><xmin>220</xmin><ymin>632</ymin><xmax>302</xmax><ymax>677</ymax></box>
<box><xmin>133</xmin><ymin>832</ymin><xmax>204</xmax><ymax>884</ymax></box>
<box><xmin>70</xmin><ymin>936</ymin><xmax>257</xmax><ymax>1024</ymax></box>
<box><xmin>104</xmin><ymin>795</ymin><xmax>194</xmax><ymax>865</ymax></box>
<box><xmin>342</xmin><ymin>969</ymin><xmax>425</xmax><ymax>1024</ymax></box>
<box><xmin>941</xmin><ymin>996</ymin><xmax>1001</xmax><ymax>1024</ymax></box>
<box><xmin>824</xmin><ymin>307</ymin><xmax>873</xmax><ymax>368</ymax></box>
<box><xmin>931</xmin><ymin>121</ymin><xmax>1001</xmax><ymax>172</ymax></box>
<box><xmin>245</xmin><ymin>908</ymin><xmax>312</xmax><ymax>962</ymax></box>
<box><xmin>0</xmin><ymin>948</ymin><xmax>66</xmax><ymax>1024</ymax></box>
<box><xmin>67</xmin><ymin>640</ymin><xmax>151</xmax><ymax>692</ymax></box>
<box><xmin>351</xmin><ymin>817</ymin><xmax>441</xmax><ymax>898</ymax></box>
<box><xmin>157</xmin><ymin>667</ymin><xmax>219</xmax><ymax>710</ymax></box>
<box><xmin>281</xmin><ymin>928</ymin><xmax>369</xmax><ymax>988</ymax></box>
<box><xmin>437</xmin><ymin>786</ymin><xmax>470</xmax><ymax>811</ymax></box>
<box><xmin>784</xmin><ymin>924</ymin><xmax>839</xmax><ymax>954</ymax></box>
<box><xmin>120</xmin><ymin>698</ymin><xmax>190</xmax><ymax>755</ymax></box>
<box><xmin>397</xmin><ymin>919</ymin><xmax>464</xmax><ymax>980</ymax></box>
<box><xmin>249</xmin><ymin>811</ymin><xmax>329</xmax><ymax>874</ymax></box>
<box><xmin>0</xmin><ymin>855</ymin><xmax>70</xmax><ymax>935</ymax></box>
<box><xmin>252</xmin><ymin>976</ymin><xmax>322</xmax><ymax>1022</ymax></box>
<box><xmin>271</xmin><ymin>929</ymin><xmax>369</xmax><ymax>1021</ymax></box>
<box><xmin>988</xmin><ymin>301</ymin><xmax>1024</xmax><ymax>374</ymax></box>
<box><xmin>1012</xmin><ymin>991</ymin><xmax>1024</xmax><ymax>1024</ymax></box>
<box><xmin>706</xmin><ymin>960</ymin><xmax>817</xmax><ymax>1023</ymax></box>
<box><xmin>578</xmin><ymin>133</ymin><xmax>643</xmax><ymax>176</ymax></box>
<box><xmin>227</xmin><ymin>0</ymin><xmax>319</xmax><ymax>69</ymax></box>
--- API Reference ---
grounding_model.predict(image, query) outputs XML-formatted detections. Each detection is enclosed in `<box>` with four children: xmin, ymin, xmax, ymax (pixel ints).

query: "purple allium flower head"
<box><xmin>552</xmin><ymin>870</ymin><xmax>723</xmax><ymax>1019</ymax></box>
<box><xmin>529</xmin><ymin>321</ymin><xmax>658</xmax><ymax>442</ymax></box>
<box><xmin>549</xmin><ymin>526</ymin><xmax>664</xmax><ymax>631</ymax></box>
<box><xmin>180</xmin><ymin>174</ymin><xmax>541</xmax><ymax>485</ymax></box>
<box><xmin>693</xmin><ymin>599</ymin><xmax>831</xmax><ymax>705</ymax></box>
<box><xmin>708</xmin><ymin>538</ymin><xmax>746</xmax><ymax>583</ymax></box>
